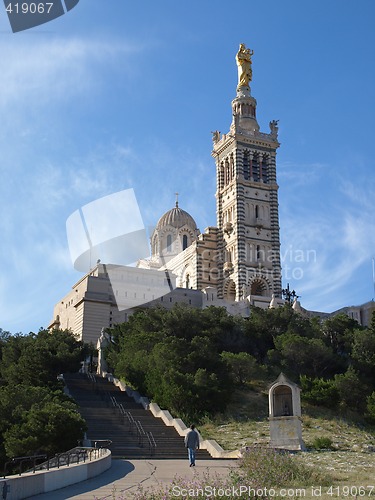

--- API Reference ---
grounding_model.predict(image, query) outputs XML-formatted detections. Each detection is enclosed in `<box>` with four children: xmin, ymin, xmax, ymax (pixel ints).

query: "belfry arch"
<box><xmin>224</xmin><ymin>279</ymin><xmax>236</xmax><ymax>301</ymax></box>
<box><xmin>249</xmin><ymin>277</ymin><xmax>270</xmax><ymax>297</ymax></box>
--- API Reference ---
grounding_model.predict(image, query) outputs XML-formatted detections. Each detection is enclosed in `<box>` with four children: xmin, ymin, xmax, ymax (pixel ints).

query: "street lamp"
<box><xmin>282</xmin><ymin>283</ymin><xmax>298</xmax><ymax>304</ymax></box>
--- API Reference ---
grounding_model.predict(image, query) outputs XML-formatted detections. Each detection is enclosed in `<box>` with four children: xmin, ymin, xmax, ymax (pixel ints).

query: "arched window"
<box><xmin>182</xmin><ymin>234</ymin><xmax>188</xmax><ymax>250</ymax></box>
<box><xmin>252</xmin><ymin>154</ymin><xmax>259</xmax><ymax>182</ymax></box>
<box><xmin>186</xmin><ymin>274</ymin><xmax>190</xmax><ymax>289</ymax></box>
<box><xmin>225</xmin><ymin>159</ymin><xmax>230</xmax><ymax>185</ymax></box>
<box><xmin>243</xmin><ymin>151</ymin><xmax>250</xmax><ymax>180</ymax></box>
<box><xmin>167</xmin><ymin>234</ymin><xmax>172</xmax><ymax>252</ymax></box>
<box><xmin>230</xmin><ymin>154</ymin><xmax>235</xmax><ymax>179</ymax></box>
<box><xmin>219</xmin><ymin>163</ymin><xmax>224</xmax><ymax>189</ymax></box>
<box><xmin>262</xmin><ymin>156</ymin><xmax>269</xmax><ymax>183</ymax></box>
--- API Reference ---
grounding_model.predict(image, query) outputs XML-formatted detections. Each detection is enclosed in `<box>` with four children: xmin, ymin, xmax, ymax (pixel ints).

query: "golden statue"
<box><xmin>236</xmin><ymin>43</ymin><xmax>254</xmax><ymax>88</ymax></box>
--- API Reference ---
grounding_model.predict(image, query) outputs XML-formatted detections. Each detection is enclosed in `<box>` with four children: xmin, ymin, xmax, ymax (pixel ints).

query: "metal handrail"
<box><xmin>32</xmin><ymin>448</ymin><xmax>88</xmax><ymax>472</ymax></box>
<box><xmin>3</xmin><ymin>455</ymin><xmax>47</xmax><ymax>477</ymax></box>
<box><xmin>118</xmin><ymin>403</ymin><xmax>128</xmax><ymax>424</ymax></box>
<box><xmin>146</xmin><ymin>431</ymin><xmax>157</xmax><ymax>456</ymax></box>
<box><xmin>109</xmin><ymin>395</ymin><xmax>119</xmax><ymax>412</ymax></box>
<box><xmin>123</xmin><ymin>411</ymin><xmax>136</xmax><ymax>433</ymax></box>
<box><xmin>23</xmin><ymin>446</ymin><xmax>110</xmax><ymax>475</ymax></box>
<box><xmin>87</xmin><ymin>372</ymin><xmax>96</xmax><ymax>384</ymax></box>
<box><xmin>135</xmin><ymin>420</ymin><xmax>146</xmax><ymax>447</ymax></box>
<box><xmin>100</xmin><ymin>390</ymin><xmax>155</xmax><ymax>456</ymax></box>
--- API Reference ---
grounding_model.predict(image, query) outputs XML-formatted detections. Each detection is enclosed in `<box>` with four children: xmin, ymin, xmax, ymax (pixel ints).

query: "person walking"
<box><xmin>184</xmin><ymin>424</ymin><xmax>199</xmax><ymax>466</ymax></box>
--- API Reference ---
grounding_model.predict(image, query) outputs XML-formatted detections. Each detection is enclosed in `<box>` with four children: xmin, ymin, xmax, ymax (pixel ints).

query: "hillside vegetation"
<box><xmin>0</xmin><ymin>328</ymin><xmax>88</xmax><ymax>470</ymax></box>
<box><xmin>106</xmin><ymin>303</ymin><xmax>375</xmax><ymax>496</ymax></box>
<box><xmin>106</xmin><ymin>303</ymin><xmax>375</xmax><ymax>424</ymax></box>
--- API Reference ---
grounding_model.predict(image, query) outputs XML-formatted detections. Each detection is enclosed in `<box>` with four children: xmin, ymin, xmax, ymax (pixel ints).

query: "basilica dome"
<box><xmin>149</xmin><ymin>202</ymin><xmax>200</xmax><ymax>263</ymax></box>
<box><xmin>156</xmin><ymin>202</ymin><xmax>198</xmax><ymax>232</ymax></box>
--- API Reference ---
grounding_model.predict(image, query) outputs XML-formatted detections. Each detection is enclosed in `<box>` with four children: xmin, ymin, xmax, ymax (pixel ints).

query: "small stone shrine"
<box><xmin>268</xmin><ymin>373</ymin><xmax>305</xmax><ymax>450</ymax></box>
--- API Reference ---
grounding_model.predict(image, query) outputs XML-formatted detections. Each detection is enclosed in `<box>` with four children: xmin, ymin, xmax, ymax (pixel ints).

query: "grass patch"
<box><xmin>234</xmin><ymin>446</ymin><xmax>333</xmax><ymax>488</ymax></box>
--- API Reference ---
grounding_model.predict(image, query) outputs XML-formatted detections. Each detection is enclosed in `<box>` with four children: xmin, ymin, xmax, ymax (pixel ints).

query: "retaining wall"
<box><xmin>0</xmin><ymin>449</ymin><xmax>111</xmax><ymax>500</ymax></box>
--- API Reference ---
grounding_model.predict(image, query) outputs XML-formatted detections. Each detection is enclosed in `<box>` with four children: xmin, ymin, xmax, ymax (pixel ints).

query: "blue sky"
<box><xmin>0</xmin><ymin>0</ymin><xmax>374</xmax><ymax>334</ymax></box>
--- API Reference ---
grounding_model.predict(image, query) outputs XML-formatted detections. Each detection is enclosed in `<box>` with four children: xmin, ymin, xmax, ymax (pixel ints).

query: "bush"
<box><xmin>300</xmin><ymin>376</ymin><xmax>339</xmax><ymax>408</ymax></box>
<box><xmin>234</xmin><ymin>446</ymin><xmax>331</xmax><ymax>488</ymax></box>
<box><xmin>334</xmin><ymin>367</ymin><xmax>365</xmax><ymax>410</ymax></box>
<box><xmin>365</xmin><ymin>392</ymin><xmax>375</xmax><ymax>424</ymax></box>
<box><xmin>308</xmin><ymin>436</ymin><xmax>334</xmax><ymax>451</ymax></box>
<box><xmin>221</xmin><ymin>351</ymin><xmax>259</xmax><ymax>385</ymax></box>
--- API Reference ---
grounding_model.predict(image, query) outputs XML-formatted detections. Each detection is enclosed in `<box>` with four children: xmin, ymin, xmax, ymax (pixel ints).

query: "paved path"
<box><xmin>28</xmin><ymin>459</ymin><xmax>237</xmax><ymax>499</ymax></box>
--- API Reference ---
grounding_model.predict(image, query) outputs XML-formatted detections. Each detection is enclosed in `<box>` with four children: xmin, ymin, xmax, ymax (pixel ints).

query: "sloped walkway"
<box><xmin>27</xmin><ymin>458</ymin><xmax>237</xmax><ymax>499</ymax></box>
<box><xmin>64</xmin><ymin>373</ymin><xmax>212</xmax><ymax>460</ymax></box>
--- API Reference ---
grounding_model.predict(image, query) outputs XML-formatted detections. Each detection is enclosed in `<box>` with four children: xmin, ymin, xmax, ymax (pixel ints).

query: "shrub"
<box><xmin>365</xmin><ymin>392</ymin><xmax>375</xmax><ymax>424</ymax></box>
<box><xmin>234</xmin><ymin>446</ymin><xmax>331</xmax><ymax>488</ymax></box>
<box><xmin>308</xmin><ymin>436</ymin><xmax>334</xmax><ymax>451</ymax></box>
<box><xmin>334</xmin><ymin>367</ymin><xmax>365</xmax><ymax>410</ymax></box>
<box><xmin>300</xmin><ymin>376</ymin><xmax>339</xmax><ymax>408</ymax></box>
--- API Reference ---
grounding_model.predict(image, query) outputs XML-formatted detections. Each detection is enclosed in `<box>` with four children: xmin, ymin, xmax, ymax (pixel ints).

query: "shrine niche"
<box><xmin>268</xmin><ymin>373</ymin><xmax>305</xmax><ymax>451</ymax></box>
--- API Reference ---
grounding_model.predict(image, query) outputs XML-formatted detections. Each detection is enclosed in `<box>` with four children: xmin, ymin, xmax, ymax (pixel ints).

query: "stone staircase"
<box><xmin>64</xmin><ymin>373</ymin><xmax>212</xmax><ymax>460</ymax></box>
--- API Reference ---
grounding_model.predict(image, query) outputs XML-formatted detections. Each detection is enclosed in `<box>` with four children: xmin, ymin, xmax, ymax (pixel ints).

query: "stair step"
<box><xmin>63</xmin><ymin>373</ymin><xmax>212</xmax><ymax>460</ymax></box>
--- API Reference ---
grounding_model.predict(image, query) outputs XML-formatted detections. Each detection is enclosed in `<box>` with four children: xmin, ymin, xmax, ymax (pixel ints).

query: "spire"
<box><xmin>175</xmin><ymin>192</ymin><xmax>179</xmax><ymax>208</ymax></box>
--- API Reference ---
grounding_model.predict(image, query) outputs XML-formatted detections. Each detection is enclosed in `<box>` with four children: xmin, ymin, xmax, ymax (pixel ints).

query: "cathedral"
<box><xmin>49</xmin><ymin>44</ymin><xmax>285</xmax><ymax>344</ymax></box>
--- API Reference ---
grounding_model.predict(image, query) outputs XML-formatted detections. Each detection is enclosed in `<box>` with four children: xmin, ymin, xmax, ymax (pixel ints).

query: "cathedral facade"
<box><xmin>50</xmin><ymin>45</ymin><xmax>284</xmax><ymax>344</ymax></box>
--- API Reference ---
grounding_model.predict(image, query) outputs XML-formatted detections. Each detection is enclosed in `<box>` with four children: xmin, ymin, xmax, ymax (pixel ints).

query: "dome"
<box><xmin>156</xmin><ymin>202</ymin><xmax>198</xmax><ymax>232</ymax></box>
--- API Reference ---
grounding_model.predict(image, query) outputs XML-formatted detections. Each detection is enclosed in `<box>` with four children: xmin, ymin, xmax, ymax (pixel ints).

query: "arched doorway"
<box><xmin>272</xmin><ymin>385</ymin><xmax>293</xmax><ymax>417</ymax></box>
<box><xmin>250</xmin><ymin>278</ymin><xmax>268</xmax><ymax>296</ymax></box>
<box><xmin>225</xmin><ymin>280</ymin><xmax>236</xmax><ymax>301</ymax></box>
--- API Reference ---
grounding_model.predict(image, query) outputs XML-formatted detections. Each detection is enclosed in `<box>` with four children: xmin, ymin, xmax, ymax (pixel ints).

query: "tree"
<box><xmin>243</xmin><ymin>305</ymin><xmax>321</xmax><ymax>363</ymax></box>
<box><xmin>370</xmin><ymin>310</ymin><xmax>375</xmax><ymax>334</ymax></box>
<box><xmin>322</xmin><ymin>314</ymin><xmax>359</xmax><ymax>357</ymax></box>
<box><xmin>272</xmin><ymin>333</ymin><xmax>336</xmax><ymax>378</ymax></box>
<box><xmin>221</xmin><ymin>351</ymin><xmax>259</xmax><ymax>386</ymax></box>
<box><xmin>106</xmin><ymin>305</ymin><xmax>232</xmax><ymax>419</ymax></box>
<box><xmin>351</xmin><ymin>328</ymin><xmax>375</xmax><ymax>378</ymax></box>
<box><xmin>0</xmin><ymin>384</ymin><xmax>87</xmax><ymax>464</ymax></box>
<box><xmin>4</xmin><ymin>400</ymin><xmax>87</xmax><ymax>457</ymax></box>
<box><xmin>0</xmin><ymin>328</ymin><xmax>11</xmax><ymax>358</ymax></box>
<box><xmin>104</xmin><ymin>304</ymin><xmax>375</xmax><ymax>421</ymax></box>
<box><xmin>334</xmin><ymin>366</ymin><xmax>367</xmax><ymax>410</ymax></box>
<box><xmin>300</xmin><ymin>376</ymin><xmax>339</xmax><ymax>408</ymax></box>
<box><xmin>0</xmin><ymin>329</ymin><xmax>88</xmax><ymax>467</ymax></box>
<box><xmin>365</xmin><ymin>392</ymin><xmax>375</xmax><ymax>424</ymax></box>
<box><xmin>0</xmin><ymin>329</ymin><xmax>85</xmax><ymax>388</ymax></box>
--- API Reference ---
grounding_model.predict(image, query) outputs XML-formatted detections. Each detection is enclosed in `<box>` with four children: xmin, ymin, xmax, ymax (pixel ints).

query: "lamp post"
<box><xmin>282</xmin><ymin>283</ymin><xmax>298</xmax><ymax>304</ymax></box>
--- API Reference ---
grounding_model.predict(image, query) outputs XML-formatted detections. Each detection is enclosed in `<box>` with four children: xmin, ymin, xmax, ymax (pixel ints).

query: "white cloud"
<box><xmin>0</xmin><ymin>37</ymin><xmax>140</xmax><ymax>110</ymax></box>
<box><xmin>278</xmin><ymin>160</ymin><xmax>326</xmax><ymax>188</ymax></box>
<box><xmin>279</xmin><ymin>160</ymin><xmax>375</xmax><ymax>311</ymax></box>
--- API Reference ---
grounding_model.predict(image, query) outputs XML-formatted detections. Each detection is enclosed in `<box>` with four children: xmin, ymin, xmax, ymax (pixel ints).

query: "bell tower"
<box><xmin>212</xmin><ymin>44</ymin><xmax>282</xmax><ymax>304</ymax></box>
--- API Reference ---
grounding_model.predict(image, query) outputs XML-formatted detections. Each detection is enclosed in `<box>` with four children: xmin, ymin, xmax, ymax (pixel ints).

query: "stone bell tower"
<box><xmin>212</xmin><ymin>44</ymin><xmax>282</xmax><ymax>304</ymax></box>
